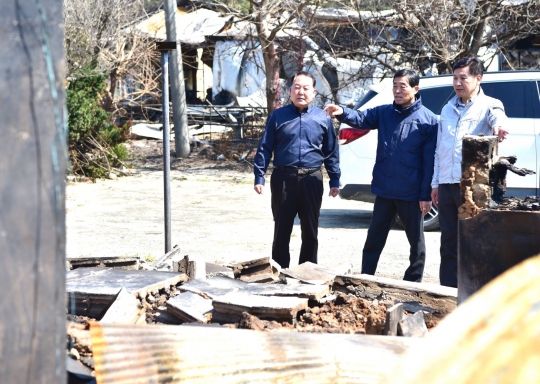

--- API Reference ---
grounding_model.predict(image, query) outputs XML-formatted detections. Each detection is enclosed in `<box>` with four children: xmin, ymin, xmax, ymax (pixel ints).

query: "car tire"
<box><xmin>395</xmin><ymin>206</ymin><xmax>440</xmax><ymax>232</ymax></box>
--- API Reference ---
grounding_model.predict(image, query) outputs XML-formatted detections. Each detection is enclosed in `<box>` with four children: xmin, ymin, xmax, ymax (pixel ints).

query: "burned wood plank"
<box><xmin>66</xmin><ymin>268</ymin><xmax>188</xmax><ymax>318</ymax></box>
<box><xmin>90</xmin><ymin>322</ymin><xmax>419</xmax><ymax>383</ymax></box>
<box><xmin>178</xmin><ymin>276</ymin><xmax>247</xmax><ymax>299</ymax></box>
<box><xmin>100</xmin><ymin>288</ymin><xmax>145</xmax><ymax>325</ymax></box>
<box><xmin>67</xmin><ymin>322</ymin><xmax>92</xmax><ymax>358</ymax></box>
<box><xmin>206</xmin><ymin>263</ymin><xmax>234</xmax><ymax>279</ymax></box>
<box><xmin>334</xmin><ymin>274</ymin><xmax>457</xmax><ymax>315</ymax></box>
<box><xmin>232</xmin><ymin>257</ymin><xmax>280</xmax><ymax>283</ymax></box>
<box><xmin>280</xmin><ymin>262</ymin><xmax>346</xmax><ymax>285</ymax></box>
<box><xmin>398</xmin><ymin>311</ymin><xmax>428</xmax><ymax>338</ymax></box>
<box><xmin>174</xmin><ymin>255</ymin><xmax>209</xmax><ymax>280</ymax></box>
<box><xmin>212</xmin><ymin>292</ymin><xmax>309</xmax><ymax>322</ymax></box>
<box><xmin>67</xmin><ymin>256</ymin><xmax>140</xmax><ymax>270</ymax></box>
<box><xmin>167</xmin><ymin>292</ymin><xmax>213</xmax><ymax>323</ymax></box>
<box><xmin>383</xmin><ymin>303</ymin><xmax>405</xmax><ymax>336</ymax></box>
<box><xmin>187</xmin><ymin>258</ymin><xmax>206</xmax><ymax>281</ymax></box>
<box><xmin>151</xmin><ymin>244</ymin><xmax>181</xmax><ymax>270</ymax></box>
<box><xmin>243</xmin><ymin>282</ymin><xmax>330</xmax><ymax>301</ymax></box>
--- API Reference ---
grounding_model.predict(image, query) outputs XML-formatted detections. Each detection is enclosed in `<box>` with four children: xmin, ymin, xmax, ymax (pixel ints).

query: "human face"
<box><xmin>453</xmin><ymin>66</ymin><xmax>481</xmax><ymax>102</ymax></box>
<box><xmin>392</xmin><ymin>76</ymin><xmax>418</xmax><ymax>107</ymax></box>
<box><xmin>290</xmin><ymin>75</ymin><xmax>316</xmax><ymax>110</ymax></box>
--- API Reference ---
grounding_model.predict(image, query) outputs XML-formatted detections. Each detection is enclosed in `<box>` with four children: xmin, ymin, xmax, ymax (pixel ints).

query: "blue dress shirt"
<box><xmin>254</xmin><ymin>103</ymin><xmax>341</xmax><ymax>188</ymax></box>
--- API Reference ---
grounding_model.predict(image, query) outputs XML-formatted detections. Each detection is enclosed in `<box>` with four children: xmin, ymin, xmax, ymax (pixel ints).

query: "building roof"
<box><xmin>134</xmin><ymin>8</ymin><xmax>233</xmax><ymax>44</ymax></box>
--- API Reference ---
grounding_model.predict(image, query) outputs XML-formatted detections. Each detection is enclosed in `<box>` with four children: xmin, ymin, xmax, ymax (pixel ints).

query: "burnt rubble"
<box><xmin>66</xmin><ymin>258</ymin><xmax>457</xmax><ymax>378</ymax></box>
<box><xmin>490</xmin><ymin>195</ymin><xmax>540</xmax><ymax>211</ymax></box>
<box><xmin>459</xmin><ymin>135</ymin><xmax>536</xmax><ymax>218</ymax></box>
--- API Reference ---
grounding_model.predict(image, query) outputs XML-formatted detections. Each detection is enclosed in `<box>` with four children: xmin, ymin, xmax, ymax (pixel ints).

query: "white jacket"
<box><xmin>432</xmin><ymin>88</ymin><xmax>508</xmax><ymax>187</ymax></box>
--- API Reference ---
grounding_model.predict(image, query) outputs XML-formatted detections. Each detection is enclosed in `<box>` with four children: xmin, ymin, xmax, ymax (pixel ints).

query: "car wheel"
<box><xmin>395</xmin><ymin>206</ymin><xmax>440</xmax><ymax>232</ymax></box>
<box><xmin>422</xmin><ymin>206</ymin><xmax>440</xmax><ymax>231</ymax></box>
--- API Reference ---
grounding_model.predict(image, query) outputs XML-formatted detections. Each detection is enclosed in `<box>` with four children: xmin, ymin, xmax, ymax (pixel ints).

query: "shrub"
<box><xmin>67</xmin><ymin>65</ymin><xmax>130</xmax><ymax>180</ymax></box>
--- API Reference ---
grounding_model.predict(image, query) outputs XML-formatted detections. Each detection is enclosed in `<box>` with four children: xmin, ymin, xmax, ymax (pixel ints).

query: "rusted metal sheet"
<box><xmin>385</xmin><ymin>255</ymin><xmax>540</xmax><ymax>384</ymax></box>
<box><xmin>458</xmin><ymin>210</ymin><xmax>540</xmax><ymax>302</ymax></box>
<box><xmin>90</xmin><ymin>322</ymin><xmax>418</xmax><ymax>383</ymax></box>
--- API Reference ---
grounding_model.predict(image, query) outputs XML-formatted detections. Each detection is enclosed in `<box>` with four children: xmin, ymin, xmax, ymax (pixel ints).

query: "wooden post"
<box><xmin>0</xmin><ymin>1</ymin><xmax>67</xmax><ymax>383</ymax></box>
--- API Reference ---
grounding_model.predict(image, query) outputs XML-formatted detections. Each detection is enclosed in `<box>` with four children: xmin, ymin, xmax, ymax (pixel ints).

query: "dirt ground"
<box><xmin>66</xmin><ymin>138</ymin><xmax>443</xmax><ymax>284</ymax></box>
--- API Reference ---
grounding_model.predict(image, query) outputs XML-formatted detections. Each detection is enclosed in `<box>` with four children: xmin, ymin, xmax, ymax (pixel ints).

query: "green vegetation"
<box><xmin>67</xmin><ymin>65</ymin><xmax>130</xmax><ymax>180</ymax></box>
<box><xmin>67</xmin><ymin>69</ymin><xmax>110</xmax><ymax>144</ymax></box>
<box><xmin>144</xmin><ymin>254</ymin><xmax>156</xmax><ymax>262</ymax></box>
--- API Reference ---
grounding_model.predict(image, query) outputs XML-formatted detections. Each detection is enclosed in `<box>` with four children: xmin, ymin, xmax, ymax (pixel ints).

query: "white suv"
<box><xmin>338</xmin><ymin>71</ymin><xmax>540</xmax><ymax>231</ymax></box>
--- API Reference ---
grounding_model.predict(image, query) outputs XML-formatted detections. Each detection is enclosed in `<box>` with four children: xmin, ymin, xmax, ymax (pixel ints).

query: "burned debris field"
<box><xmin>66</xmin><ymin>257</ymin><xmax>456</xmax><ymax>377</ymax></box>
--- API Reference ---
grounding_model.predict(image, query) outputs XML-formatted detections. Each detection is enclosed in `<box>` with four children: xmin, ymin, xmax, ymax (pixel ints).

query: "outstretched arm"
<box><xmin>324</xmin><ymin>104</ymin><xmax>344</xmax><ymax>117</ymax></box>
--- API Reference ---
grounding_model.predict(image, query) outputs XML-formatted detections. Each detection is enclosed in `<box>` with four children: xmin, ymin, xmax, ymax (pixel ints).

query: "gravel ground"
<box><xmin>66</xmin><ymin>139</ymin><xmax>443</xmax><ymax>284</ymax></box>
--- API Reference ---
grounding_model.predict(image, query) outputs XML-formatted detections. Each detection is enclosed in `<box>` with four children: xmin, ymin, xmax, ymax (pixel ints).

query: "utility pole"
<box><xmin>163</xmin><ymin>0</ymin><xmax>191</xmax><ymax>157</ymax></box>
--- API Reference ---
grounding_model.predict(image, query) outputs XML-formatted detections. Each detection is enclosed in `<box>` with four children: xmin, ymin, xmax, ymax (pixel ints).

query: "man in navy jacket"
<box><xmin>254</xmin><ymin>71</ymin><xmax>341</xmax><ymax>269</ymax></box>
<box><xmin>325</xmin><ymin>69</ymin><xmax>438</xmax><ymax>282</ymax></box>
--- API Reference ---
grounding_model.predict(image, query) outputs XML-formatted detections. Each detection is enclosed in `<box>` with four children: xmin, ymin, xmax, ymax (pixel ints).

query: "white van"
<box><xmin>338</xmin><ymin>71</ymin><xmax>540</xmax><ymax>231</ymax></box>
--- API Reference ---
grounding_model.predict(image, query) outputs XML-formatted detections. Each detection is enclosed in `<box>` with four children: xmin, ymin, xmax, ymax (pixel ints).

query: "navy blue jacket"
<box><xmin>337</xmin><ymin>95</ymin><xmax>438</xmax><ymax>201</ymax></box>
<box><xmin>254</xmin><ymin>103</ymin><xmax>341</xmax><ymax>188</ymax></box>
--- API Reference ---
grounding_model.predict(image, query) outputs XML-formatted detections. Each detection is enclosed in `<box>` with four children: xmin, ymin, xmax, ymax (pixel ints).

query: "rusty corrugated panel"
<box><xmin>90</xmin><ymin>323</ymin><xmax>417</xmax><ymax>383</ymax></box>
<box><xmin>386</xmin><ymin>255</ymin><xmax>540</xmax><ymax>383</ymax></box>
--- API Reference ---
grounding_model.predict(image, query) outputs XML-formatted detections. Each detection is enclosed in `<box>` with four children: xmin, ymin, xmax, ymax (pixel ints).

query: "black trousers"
<box><xmin>362</xmin><ymin>196</ymin><xmax>426</xmax><ymax>282</ymax></box>
<box><xmin>438</xmin><ymin>183</ymin><xmax>460</xmax><ymax>287</ymax></box>
<box><xmin>270</xmin><ymin>168</ymin><xmax>324</xmax><ymax>268</ymax></box>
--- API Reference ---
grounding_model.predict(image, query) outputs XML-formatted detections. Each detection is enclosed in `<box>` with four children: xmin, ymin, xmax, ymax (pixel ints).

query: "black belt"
<box><xmin>275</xmin><ymin>166</ymin><xmax>321</xmax><ymax>175</ymax></box>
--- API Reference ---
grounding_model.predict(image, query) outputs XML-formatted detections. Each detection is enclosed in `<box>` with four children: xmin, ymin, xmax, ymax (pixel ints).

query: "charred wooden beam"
<box><xmin>458</xmin><ymin>135</ymin><xmax>498</xmax><ymax>219</ymax></box>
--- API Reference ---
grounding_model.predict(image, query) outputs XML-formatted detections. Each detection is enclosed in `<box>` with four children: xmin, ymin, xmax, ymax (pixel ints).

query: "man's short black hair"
<box><xmin>453</xmin><ymin>57</ymin><xmax>484</xmax><ymax>76</ymax></box>
<box><xmin>291</xmin><ymin>71</ymin><xmax>316</xmax><ymax>88</ymax></box>
<box><xmin>393</xmin><ymin>69</ymin><xmax>420</xmax><ymax>88</ymax></box>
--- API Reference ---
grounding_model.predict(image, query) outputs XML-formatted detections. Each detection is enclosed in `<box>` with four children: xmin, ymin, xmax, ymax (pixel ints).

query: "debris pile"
<box><xmin>66</xmin><ymin>255</ymin><xmax>457</xmax><ymax>380</ymax></box>
<box><xmin>235</xmin><ymin>292</ymin><xmax>388</xmax><ymax>334</ymax></box>
<box><xmin>490</xmin><ymin>195</ymin><xmax>540</xmax><ymax>211</ymax></box>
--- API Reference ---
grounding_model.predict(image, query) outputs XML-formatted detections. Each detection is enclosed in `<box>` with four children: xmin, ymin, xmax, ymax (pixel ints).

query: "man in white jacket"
<box><xmin>431</xmin><ymin>57</ymin><xmax>509</xmax><ymax>287</ymax></box>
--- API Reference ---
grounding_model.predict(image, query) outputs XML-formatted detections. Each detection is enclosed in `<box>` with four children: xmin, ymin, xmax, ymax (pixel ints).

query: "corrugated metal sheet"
<box><xmin>90</xmin><ymin>322</ymin><xmax>417</xmax><ymax>383</ymax></box>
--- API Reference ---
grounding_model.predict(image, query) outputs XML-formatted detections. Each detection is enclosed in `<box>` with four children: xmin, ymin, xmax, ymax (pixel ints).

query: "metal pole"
<box><xmin>161</xmin><ymin>50</ymin><xmax>172</xmax><ymax>253</ymax></box>
<box><xmin>163</xmin><ymin>0</ymin><xmax>190</xmax><ymax>157</ymax></box>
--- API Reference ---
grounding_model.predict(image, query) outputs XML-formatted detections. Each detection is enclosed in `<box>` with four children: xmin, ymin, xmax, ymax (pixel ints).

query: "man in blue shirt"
<box><xmin>325</xmin><ymin>69</ymin><xmax>438</xmax><ymax>282</ymax></box>
<box><xmin>254</xmin><ymin>71</ymin><xmax>341</xmax><ymax>269</ymax></box>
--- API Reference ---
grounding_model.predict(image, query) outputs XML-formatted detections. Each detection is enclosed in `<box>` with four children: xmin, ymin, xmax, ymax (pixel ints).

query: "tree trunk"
<box><xmin>102</xmin><ymin>67</ymin><xmax>118</xmax><ymax>111</ymax></box>
<box><xmin>255</xmin><ymin>10</ymin><xmax>281</xmax><ymax>114</ymax></box>
<box><xmin>262</xmin><ymin>41</ymin><xmax>281</xmax><ymax>113</ymax></box>
<box><xmin>469</xmin><ymin>3</ymin><xmax>491</xmax><ymax>57</ymax></box>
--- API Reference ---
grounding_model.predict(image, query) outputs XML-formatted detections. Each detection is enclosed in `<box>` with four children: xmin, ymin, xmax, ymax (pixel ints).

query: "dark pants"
<box><xmin>270</xmin><ymin>168</ymin><xmax>324</xmax><ymax>268</ymax></box>
<box><xmin>438</xmin><ymin>183</ymin><xmax>460</xmax><ymax>287</ymax></box>
<box><xmin>362</xmin><ymin>196</ymin><xmax>426</xmax><ymax>282</ymax></box>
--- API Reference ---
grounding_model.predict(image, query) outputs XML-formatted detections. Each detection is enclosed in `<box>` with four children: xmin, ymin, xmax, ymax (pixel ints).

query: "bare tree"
<box><xmin>207</xmin><ymin>0</ymin><xmax>318</xmax><ymax>113</ymax></box>
<box><xmin>303</xmin><ymin>0</ymin><xmax>540</xmax><ymax>77</ymax></box>
<box><xmin>64</xmin><ymin>0</ymin><xmax>160</xmax><ymax>113</ymax></box>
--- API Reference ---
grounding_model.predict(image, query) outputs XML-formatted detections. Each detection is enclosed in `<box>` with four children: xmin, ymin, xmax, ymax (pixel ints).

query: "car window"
<box><xmin>419</xmin><ymin>86</ymin><xmax>455</xmax><ymax>115</ymax></box>
<box><xmin>481</xmin><ymin>81</ymin><xmax>530</xmax><ymax>118</ymax></box>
